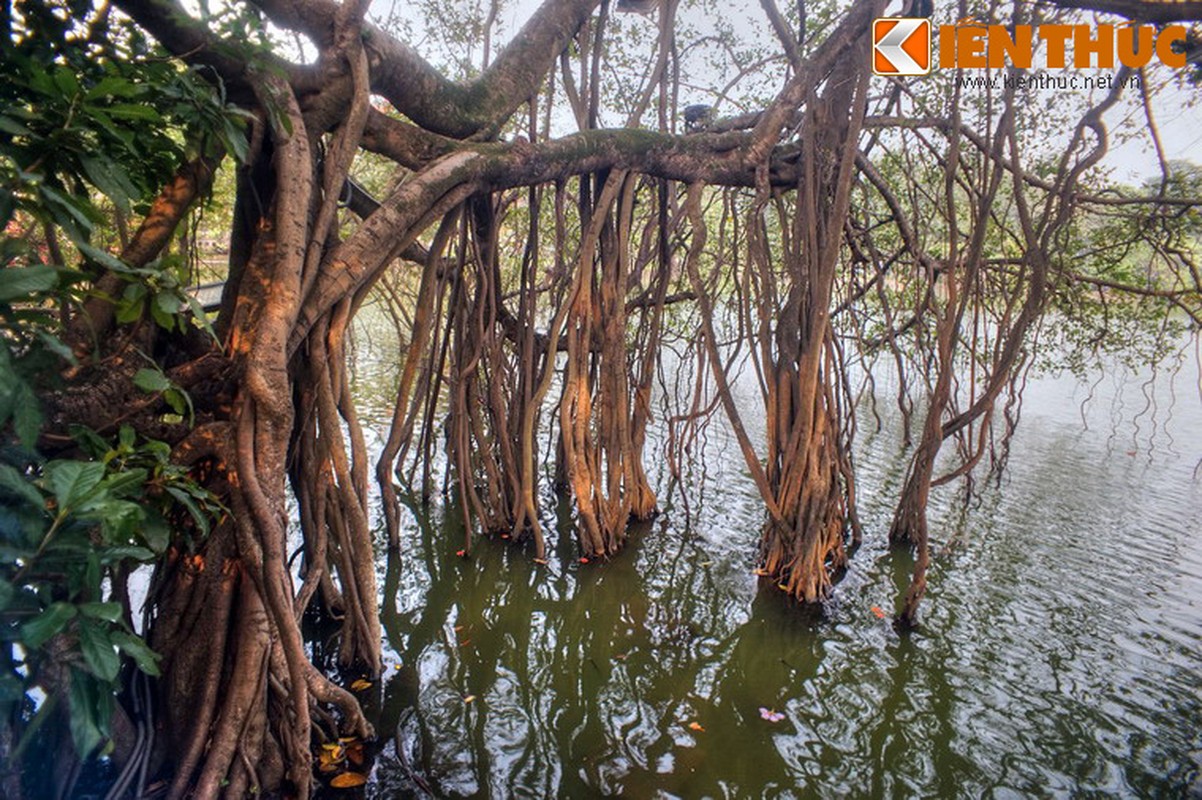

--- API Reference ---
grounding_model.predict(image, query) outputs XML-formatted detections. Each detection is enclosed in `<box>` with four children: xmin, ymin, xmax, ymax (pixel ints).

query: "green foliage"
<box><xmin>1</xmin><ymin>0</ymin><xmax>238</xmax><ymax>764</ymax></box>
<box><xmin>0</xmin><ymin>424</ymin><xmax>222</xmax><ymax>757</ymax></box>
<box><xmin>1</xmin><ymin>0</ymin><xmax>250</xmax><ymax>344</ymax></box>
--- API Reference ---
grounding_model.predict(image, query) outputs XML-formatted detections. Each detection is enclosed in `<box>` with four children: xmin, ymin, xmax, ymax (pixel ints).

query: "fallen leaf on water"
<box><xmin>463</xmin><ymin>694</ymin><xmax>477</xmax><ymax>703</ymax></box>
<box><xmin>453</xmin><ymin>625</ymin><xmax>464</xmax><ymax>632</ymax></box>
<box><xmin>870</xmin><ymin>606</ymin><xmax>887</xmax><ymax>620</ymax></box>
<box><xmin>759</xmin><ymin>707</ymin><xmax>785</xmax><ymax>723</ymax></box>
<box><xmin>533</xmin><ymin>557</ymin><xmax>549</xmax><ymax>565</ymax></box>
<box><xmin>579</xmin><ymin>557</ymin><xmax>590</xmax><ymax>564</ymax></box>
<box><xmin>752</xmin><ymin>568</ymin><xmax>770</xmax><ymax>576</ymax></box>
<box><xmin>459</xmin><ymin>639</ymin><xmax>472</xmax><ymax>647</ymax></box>
<box><xmin>329</xmin><ymin>771</ymin><xmax>367</xmax><ymax>788</ymax></box>
<box><xmin>347</xmin><ymin>743</ymin><xmax>366</xmax><ymax>766</ymax></box>
<box><xmin>688</xmin><ymin>721</ymin><xmax>705</xmax><ymax>732</ymax></box>
<box><xmin>350</xmin><ymin>679</ymin><xmax>372</xmax><ymax>691</ymax></box>
<box><xmin>455</xmin><ymin>549</ymin><xmax>467</xmax><ymax>557</ymax></box>
<box><xmin>318</xmin><ymin>743</ymin><xmax>345</xmax><ymax>769</ymax></box>
<box><xmin>612</xmin><ymin>652</ymin><xmax>628</xmax><ymax>661</ymax></box>
<box><xmin>500</xmin><ymin>533</ymin><xmax>510</xmax><ymax>539</ymax></box>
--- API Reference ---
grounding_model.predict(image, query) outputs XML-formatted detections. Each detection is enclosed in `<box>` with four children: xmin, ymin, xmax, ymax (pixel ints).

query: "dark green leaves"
<box><xmin>0</xmin><ymin>265</ymin><xmax>57</xmax><ymax>302</ymax></box>
<box><xmin>21</xmin><ymin>602</ymin><xmax>77</xmax><ymax>649</ymax></box>
<box><xmin>45</xmin><ymin>460</ymin><xmax>106</xmax><ymax>513</ymax></box>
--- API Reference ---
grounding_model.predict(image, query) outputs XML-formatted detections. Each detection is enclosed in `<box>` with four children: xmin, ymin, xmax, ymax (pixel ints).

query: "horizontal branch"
<box><xmin>291</xmin><ymin>127</ymin><xmax>790</xmax><ymax>352</ymax></box>
<box><xmin>254</xmin><ymin>0</ymin><xmax>600</xmax><ymax>139</ymax></box>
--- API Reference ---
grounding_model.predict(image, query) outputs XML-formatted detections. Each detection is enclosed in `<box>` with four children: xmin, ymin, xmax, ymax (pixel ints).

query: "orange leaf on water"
<box><xmin>329</xmin><ymin>771</ymin><xmax>367</xmax><ymax>788</ymax></box>
<box><xmin>350</xmin><ymin>679</ymin><xmax>372</xmax><ymax>691</ymax></box>
<box><xmin>579</xmin><ymin>557</ymin><xmax>590</xmax><ymax>564</ymax></box>
<box><xmin>455</xmin><ymin>549</ymin><xmax>466</xmax><ymax>557</ymax></box>
<box><xmin>688</xmin><ymin>721</ymin><xmax>705</xmax><ymax>732</ymax></box>
<box><xmin>870</xmin><ymin>606</ymin><xmax>886</xmax><ymax>619</ymax></box>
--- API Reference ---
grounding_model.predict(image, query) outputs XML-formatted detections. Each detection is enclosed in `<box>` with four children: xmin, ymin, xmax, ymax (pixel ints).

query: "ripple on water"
<box><xmin>359</xmin><ymin>353</ymin><xmax>1202</xmax><ymax>798</ymax></box>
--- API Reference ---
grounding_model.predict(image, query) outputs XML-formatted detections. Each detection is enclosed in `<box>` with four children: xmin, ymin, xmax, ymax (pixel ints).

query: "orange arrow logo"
<box><xmin>873</xmin><ymin>18</ymin><xmax>932</xmax><ymax>76</ymax></box>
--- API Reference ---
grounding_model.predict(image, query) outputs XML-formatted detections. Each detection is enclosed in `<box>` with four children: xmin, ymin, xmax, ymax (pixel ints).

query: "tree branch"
<box><xmin>254</xmin><ymin>0</ymin><xmax>602</xmax><ymax>139</ymax></box>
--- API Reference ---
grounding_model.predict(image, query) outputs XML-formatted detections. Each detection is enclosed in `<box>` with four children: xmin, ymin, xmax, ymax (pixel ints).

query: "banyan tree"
<box><xmin>3</xmin><ymin>0</ymin><xmax>1199</xmax><ymax>796</ymax></box>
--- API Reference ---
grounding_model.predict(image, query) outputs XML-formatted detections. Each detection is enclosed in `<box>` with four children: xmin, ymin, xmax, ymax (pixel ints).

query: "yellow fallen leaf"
<box><xmin>463</xmin><ymin>694</ymin><xmax>476</xmax><ymax>703</ymax></box>
<box><xmin>350</xmin><ymin>679</ymin><xmax>372</xmax><ymax>691</ymax></box>
<box><xmin>329</xmin><ymin>771</ymin><xmax>367</xmax><ymax>788</ymax></box>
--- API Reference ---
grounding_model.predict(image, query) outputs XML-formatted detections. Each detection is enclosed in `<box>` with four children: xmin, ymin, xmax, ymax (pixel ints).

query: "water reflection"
<box><xmin>348</xmin><ymin>351</ymin><xmax>1202</xmax><ymax>798</ymax></box>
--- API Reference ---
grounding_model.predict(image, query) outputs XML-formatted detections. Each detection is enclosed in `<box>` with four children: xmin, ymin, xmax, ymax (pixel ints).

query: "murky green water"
<box><xmin>333</xmin><ymin>329</ymin><xmax>1202</xmax><ymax>798</ymax></box>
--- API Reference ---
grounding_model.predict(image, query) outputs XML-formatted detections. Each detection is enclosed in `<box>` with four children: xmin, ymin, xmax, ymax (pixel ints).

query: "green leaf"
<box><xmin>163</xmin><ymin>388</ymin><xmax>188</xmax><ymax>418</ymax></box>
<box><xmin>96</xmin><ymin>500</ymin><xmax>144</xmax><ymax>544</ymax></box>
<box><xmin>52</xmin><ymin>66</ymin><xmax>80</xmax><ymax>99</ymax></box>
<box><xmin>22</xmin><ymin>602</ymin><xmax>77</xmax><ymax>649</ymax></box>
<box><xmin>97</xmin><ymin>545</ymin><xmax>155</xmax><ymax>564</ymax></box>
<box><xmin>185</xmin><ymin>293</ymin><xmax>219</xmax><ymax>343</ymax></box>
<box><xmin>115</xmin><ymin>284</ymin><xmax>146</xmax><ymax>324</ymax></box>
<box><xmin>12</xmin><ymin>382</ymin><xmax>42</xmax><ymax>448</ymax></box>
<box><xmin>132</xmin><ymin>368</ymin><xmax>170</xmax><ymax>393</ymax></box>
<box><xmin>0</xmin><ymin>265</ymin><xmax>58</xmax><ymax>302</ymax></box>
<box><xmin>112</xmin><ymin>631</ymin><xmax>160</xmax><ymax>676</ymax></box>
<box><xmin>165</xmin><ymin>486</ymin><xmax>210</xmax><ymax>535</ymax></box>
<box><xmin>78</xmin><ymin>155</ymin><xmax>136</xmax><ymax>211</ymax></box>
<box><xmin>69</xmin><ymin>425</ymin><xmax>113</xmax><ymax>460</ymax></box>
<box><xmin>106</xmin><ymin>103</ymin><xmax>162</xmax><ymax>122</ymax></box>
<box><xmin>78</xmin><ymin>618</ymin><xmax>121</xmax><ymax>682</ymax></box>
<box><xmin>0</xmin><ymin>114</ymin><xmax>32</xmax><ymax>136</ymax></box>
<box><xmin>35</xmin><ymin>330</ymin><xmax>76</xmax><ymax>363</ymax></box>
<box><xmin>118</xmin><ymin>424</ymin><xmax>135</xmax><ymax>451</ymax></box>
<box><xmin>79</xmin><ymin>602</ymin><xmax>123</xmax><ymax>623</ymax></box>
<box><xmin>149</xmin><ymin>290</ymin><xmax>180</xmax><ymax>331</ymax></box>
<box><xmin>67</xmin><ymin>667</ymin><xmax>111</xmax><ymax>757</ymax></box>
<box><xmin>45</xmin><ymin>460</ymin><xmax>106</xmax><ymax>511</ymax></box>
<box><xmin>139</xmin><ymin>513</ymin><xmax>169</xmax><ymax>553</ymax></box>
<box><xmin>98</xmin><ymin>468</ymin><xmax>147</xmax><ymax>498</ymax></box>
<box><xmin>84</xmin><ymin>76</ymin><xmax>145</xmax><ymax>101</ymax></box>
<box><xmin>0</xmin><ymin>464</ymin><xmax>44</xmax><ymax>511</ymax></box>
<box><xmin>76</xmin><ymin>242</ymin><xmax>128</xmax><ymax>273</ymax></box>
<box><xmin>38</xmin><ymin>186</ymin><xmax>96</xmax><ymax>241</ymax></box>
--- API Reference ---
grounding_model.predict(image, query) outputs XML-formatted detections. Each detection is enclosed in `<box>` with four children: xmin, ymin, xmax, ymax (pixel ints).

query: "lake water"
<box><xmin>335</xmin><ymin>328</ymin><xmax>1202</xmax><ymax>798</ymax></box>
